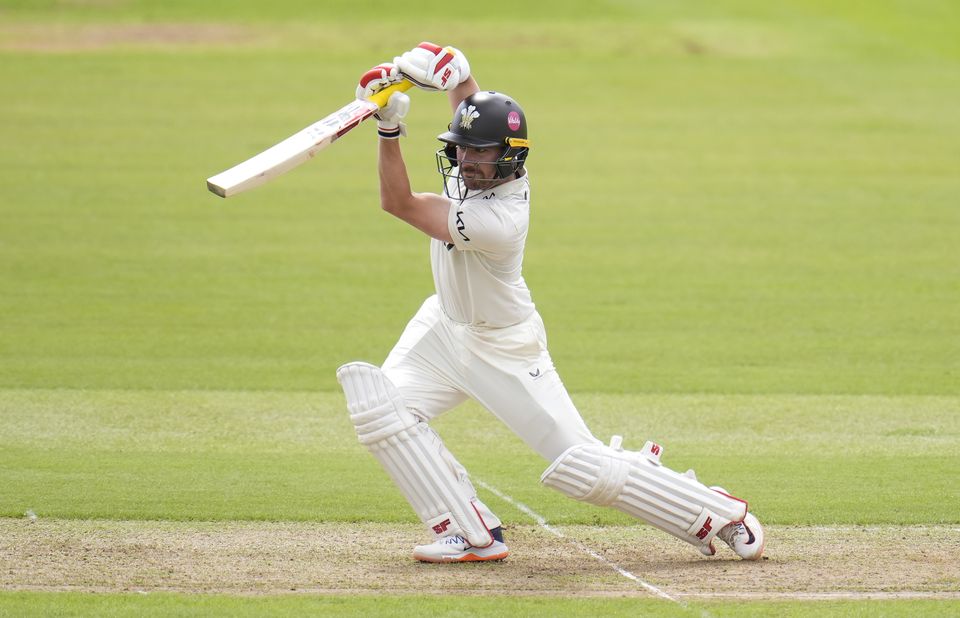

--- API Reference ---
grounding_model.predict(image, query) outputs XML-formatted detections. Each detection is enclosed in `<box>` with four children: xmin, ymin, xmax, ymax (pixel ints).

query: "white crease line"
<box><xmin>678</xmin><ymin>592</ymin><xmax>960</xmax><ymax>600</ymax></box>
<box><xmin>476</xmin><ymin>479</ymin><xmax>683</xmax><ymax>605</ymax></box>
<box><xmin>777</xmin><ymin>525</ymin><xmax>960</xmax><ymax>533</ymax></box>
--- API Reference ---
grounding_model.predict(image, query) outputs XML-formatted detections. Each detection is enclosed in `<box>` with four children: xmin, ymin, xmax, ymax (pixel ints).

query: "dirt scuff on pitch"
<box><xmin>1</xmin><ymin>519</ymin><xmax>958</xmax><ymax>599</ymax></box>
<box><xmin>0</xmin><ymin>23</ymin><xmax>256</xmax><ymax>52</ymax></box>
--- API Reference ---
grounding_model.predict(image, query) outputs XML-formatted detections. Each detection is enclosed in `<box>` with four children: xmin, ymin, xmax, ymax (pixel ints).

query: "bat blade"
<box><xmin>206</xmin><ymin>98</ymin><xmax>378</xmax><ymax>198</ymax></box>
<box><xmin>207</xmin><ymin>80</ymin><xmax>413</xmax><ymax>198</ymax></box>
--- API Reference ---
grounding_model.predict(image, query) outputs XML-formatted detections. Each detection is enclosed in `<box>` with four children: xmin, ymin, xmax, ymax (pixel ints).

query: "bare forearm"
<box><xmin>378</xmin><ymin>138</ymin><xmax>412</xmax><ymax>213</ymax></box>
<box><xmin>376</xmin><ymin>137</ymin><xmax>453</xmax><ymax>242</ymax></box>
<box><xmin>448</xmin><ymin>76</ymin><xmax>480</xmax><ymax>112</ymax></box>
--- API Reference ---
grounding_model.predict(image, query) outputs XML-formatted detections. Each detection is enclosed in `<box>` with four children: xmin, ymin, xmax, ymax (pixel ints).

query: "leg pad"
<box><xmin>541</xmin><ymin>436</ymin><xmax>747</xmax><ymax>551</ymax></box>
<box><xmin>337</xmin><ymin>362</ymin><xmax>494</xmax><ymax>548</ymax></box>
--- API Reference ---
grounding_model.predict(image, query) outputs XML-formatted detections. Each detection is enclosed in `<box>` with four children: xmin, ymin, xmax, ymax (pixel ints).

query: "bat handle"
<box><xmin>366</xmin><ymin>80</ymin><xmax>414</xmax><ymax>109</ymax></box>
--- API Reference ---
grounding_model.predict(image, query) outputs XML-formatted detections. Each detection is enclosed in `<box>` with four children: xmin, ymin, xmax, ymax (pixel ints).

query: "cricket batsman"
<box><xmin>336</xmin><ymin>42</ymin><xmax>766</xmax><ymax>563</ymax></box>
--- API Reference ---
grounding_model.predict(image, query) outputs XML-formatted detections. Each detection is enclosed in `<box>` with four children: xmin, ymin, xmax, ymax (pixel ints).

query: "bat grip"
<box><xmin>366</xmin><ymin>80</ymin><xmax>414</xmax><ymax>109</ymax></box>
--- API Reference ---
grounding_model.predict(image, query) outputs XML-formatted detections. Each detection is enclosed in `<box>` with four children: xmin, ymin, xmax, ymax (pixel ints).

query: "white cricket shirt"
<box><xmin>430</xmin><ymin>173</ymin><xmax>535</xmax><ymax>327</ymax></box>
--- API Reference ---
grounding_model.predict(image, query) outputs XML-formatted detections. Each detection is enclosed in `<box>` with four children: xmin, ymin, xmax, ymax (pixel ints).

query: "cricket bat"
<box><xmin>206</xmin><ymin>80</ymin><xmax>413</xmax><ymax>198</ymax></box>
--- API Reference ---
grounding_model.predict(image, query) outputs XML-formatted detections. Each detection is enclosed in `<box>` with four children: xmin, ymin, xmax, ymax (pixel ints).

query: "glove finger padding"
<box><xmin>356</xmin><ymin>63</ymin><xmax>402</xmax><ymax>100</ymax></box>
<box><xmin>375</xmin><ymin>91</ymin><xmax>410</xmax><ymax>123</ymax></box>
<box><xmin>395</xmin><ymin>42</ymin><xmax>469</xmax><ymax>91</ymax></box>
<box><xmin>374</xmin><ymin>91</ymin><xmax>410</xmax><ymax>139</ymax></box>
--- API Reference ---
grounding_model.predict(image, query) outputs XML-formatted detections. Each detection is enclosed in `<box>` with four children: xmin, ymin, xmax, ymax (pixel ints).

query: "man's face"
<box><xmin>457</xmin><ymin>146</ymin><xmax>508</xmax><ymax>191</ymax></box>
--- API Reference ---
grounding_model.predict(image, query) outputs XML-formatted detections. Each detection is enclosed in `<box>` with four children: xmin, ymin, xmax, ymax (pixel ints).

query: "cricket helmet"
<box><xmin>436</xmin><ymin>91</ymin><xmax>530</xmax><ymax>197</ymax></box>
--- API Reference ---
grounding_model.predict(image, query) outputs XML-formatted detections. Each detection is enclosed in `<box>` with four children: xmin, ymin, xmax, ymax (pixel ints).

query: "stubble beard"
<box><xmin>461</xmin><ymin>169</ymin><xmax>508</xmax><ymax>192</ymax></box>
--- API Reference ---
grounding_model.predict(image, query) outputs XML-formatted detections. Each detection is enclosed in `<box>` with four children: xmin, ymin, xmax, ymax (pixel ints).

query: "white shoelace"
<box><xmin>716</xmin><ymin>522</ymin><xmax>746</xmax><ymax>546</ymax></box>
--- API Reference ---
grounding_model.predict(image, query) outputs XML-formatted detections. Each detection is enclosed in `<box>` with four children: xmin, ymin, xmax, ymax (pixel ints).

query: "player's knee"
<box><xmin>336</xmin><ymin>361</ymin><xmax>418</xmax><ymax>445</ymax></box>
<box><xmin>540</xmin><ymin>441</ymin><xmax>630</xmax><ymax>505</ymax></box>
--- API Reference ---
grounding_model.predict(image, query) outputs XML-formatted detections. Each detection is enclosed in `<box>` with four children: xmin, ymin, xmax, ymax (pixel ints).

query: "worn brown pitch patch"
<box><xmin>573</xmin><ymin>524</ymin><xmax>960</xmax><ymax>600</ymax></box>
<box><xmin>1</xmin><ymin>519</ymin><xmax>958</xmax><ymax>599</ymax></box>
<box><xmin>0</xmin><ymin>23</ymin><xmax>256</xmax><ymax>52</ymax></box>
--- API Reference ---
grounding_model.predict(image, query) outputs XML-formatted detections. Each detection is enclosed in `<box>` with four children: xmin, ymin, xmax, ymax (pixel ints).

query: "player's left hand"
<box><xmin>356</xmin><ymin>62</ymin><xmax>403</xmax><ymax>100</ymax></box>
<box><xmin>395</xmin><ymin>42</ymin><xmax>470</xmax><ymax>91</ymax></box>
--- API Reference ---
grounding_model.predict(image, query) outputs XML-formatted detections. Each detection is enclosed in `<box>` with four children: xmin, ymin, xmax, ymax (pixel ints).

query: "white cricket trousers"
<box><xmin>382</xmin><ymin>295</ymin><xmax>599</xmax><ymax>461</ymax></box>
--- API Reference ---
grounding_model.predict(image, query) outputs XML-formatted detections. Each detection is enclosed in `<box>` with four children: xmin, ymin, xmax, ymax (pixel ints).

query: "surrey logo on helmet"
<box><xmin>459</xmin><ymin>105</ymin><xmax>480</xmax><ymax>130</ymax></box>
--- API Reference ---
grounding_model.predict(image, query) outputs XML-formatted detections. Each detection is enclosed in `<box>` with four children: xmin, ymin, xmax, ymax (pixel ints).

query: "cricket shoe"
<box><xmin>705</xmin><ymin>486</ymin><xmax>765</xmax><ymax>560</ymax></box>
<box><xmin>714</xmin><ymin>512</ymin><xmax>765</xmax><ymax>560</ymax></box>
<box><xmin>412</xmin><ymin>534</ymin><xmax>509</xmax><ymax>563</ymax></box>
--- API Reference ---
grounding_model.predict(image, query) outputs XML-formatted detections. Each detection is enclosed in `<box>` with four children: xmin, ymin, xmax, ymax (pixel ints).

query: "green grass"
<box><xmin>2</xmin><ymin>592</ymin><xmax>959</xmax><ymax>618</ymax></box>
<box><xmin>2</xmin><ymin>390</ymin><xmax>957</xmax><ymax>524</ymax></box>
<box><xmin>1</xmin><ymin>0</ymin><xmax>959</xmax><ymax>615</ymax></box>
<box><xmin>1</xmin><ymin>4</ymin><xmax>957</xmax><ymax>395</ymax></box>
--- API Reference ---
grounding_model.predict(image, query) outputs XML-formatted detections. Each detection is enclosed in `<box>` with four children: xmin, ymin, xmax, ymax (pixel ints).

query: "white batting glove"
<box><xmin>356</xmin><ymin>62</ymin><xmax>402</xmax><ymax>100</ymax></box>
<box><xmin>373</xmin><ymin>91</ymin><xmax>410</xmax><ymax>139</ymax></box>
<box><xmin>395</xmin><ymin>42</ymin><xmax>470</xmax><ymax>92</ymax></box>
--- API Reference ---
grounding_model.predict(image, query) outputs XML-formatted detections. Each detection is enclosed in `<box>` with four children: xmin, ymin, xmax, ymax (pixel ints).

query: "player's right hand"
<box><xmin>395</xmin><ymin>42</ymin><xmax>470</xmax><ymax>91</ymax></box>
<box><xmin>356</xmin><ymin>62</ymin><xmax>402</xmax><ymax>100</ymax></box>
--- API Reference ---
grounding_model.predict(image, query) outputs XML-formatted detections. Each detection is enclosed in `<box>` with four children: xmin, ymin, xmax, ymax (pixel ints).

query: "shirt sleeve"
<box><xmin>446</xmin><ymin>198</ymin><xmax>523</xmax><ymax>253</ymax></box>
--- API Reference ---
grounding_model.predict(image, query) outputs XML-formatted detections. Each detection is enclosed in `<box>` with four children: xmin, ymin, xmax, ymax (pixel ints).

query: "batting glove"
<box><xmin>356</xmin><ymin>62</ymin><xmax>403</xmax><ymax>100</ymax></box>
<box><xmin>395</xmin><ymin>42</ymin><xmax>470</xmax><ymax>92</ymax></box>
<box><xmin>374</xmin><ymin>91</ymin><xmax>410</xmax><ymax>139</ymax></box>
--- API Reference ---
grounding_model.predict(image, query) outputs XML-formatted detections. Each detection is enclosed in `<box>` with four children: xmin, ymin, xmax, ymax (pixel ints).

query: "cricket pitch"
<box><xmin>3</xmin><ymin>519</ymin><xmax>958</xmax><ymax>600</ymax></box>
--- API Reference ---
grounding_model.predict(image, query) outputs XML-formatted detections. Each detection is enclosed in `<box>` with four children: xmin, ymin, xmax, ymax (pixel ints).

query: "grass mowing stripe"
<box><xmin>0</xmin><ymin>591</ymin><xmax>679</xmax><ymax>618</ymax></box>
<box><xmin>4</xmin><ymin>447</ymin><xmax>956</xmax><ymax>525</ymax></box>
<box><xmin>4</xmin><ymin>390</ymin><xmax>957</xmax><ymax>455</ymax></box>
<box><xmin>1</xmin><ymin>390</ymin><xmax>957</xmax><ymax>524</ymax></box>
<box><xmin>0</xmin><ymin>592</ymin><xmax>958</xmax><ymax>618</ymax></box>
